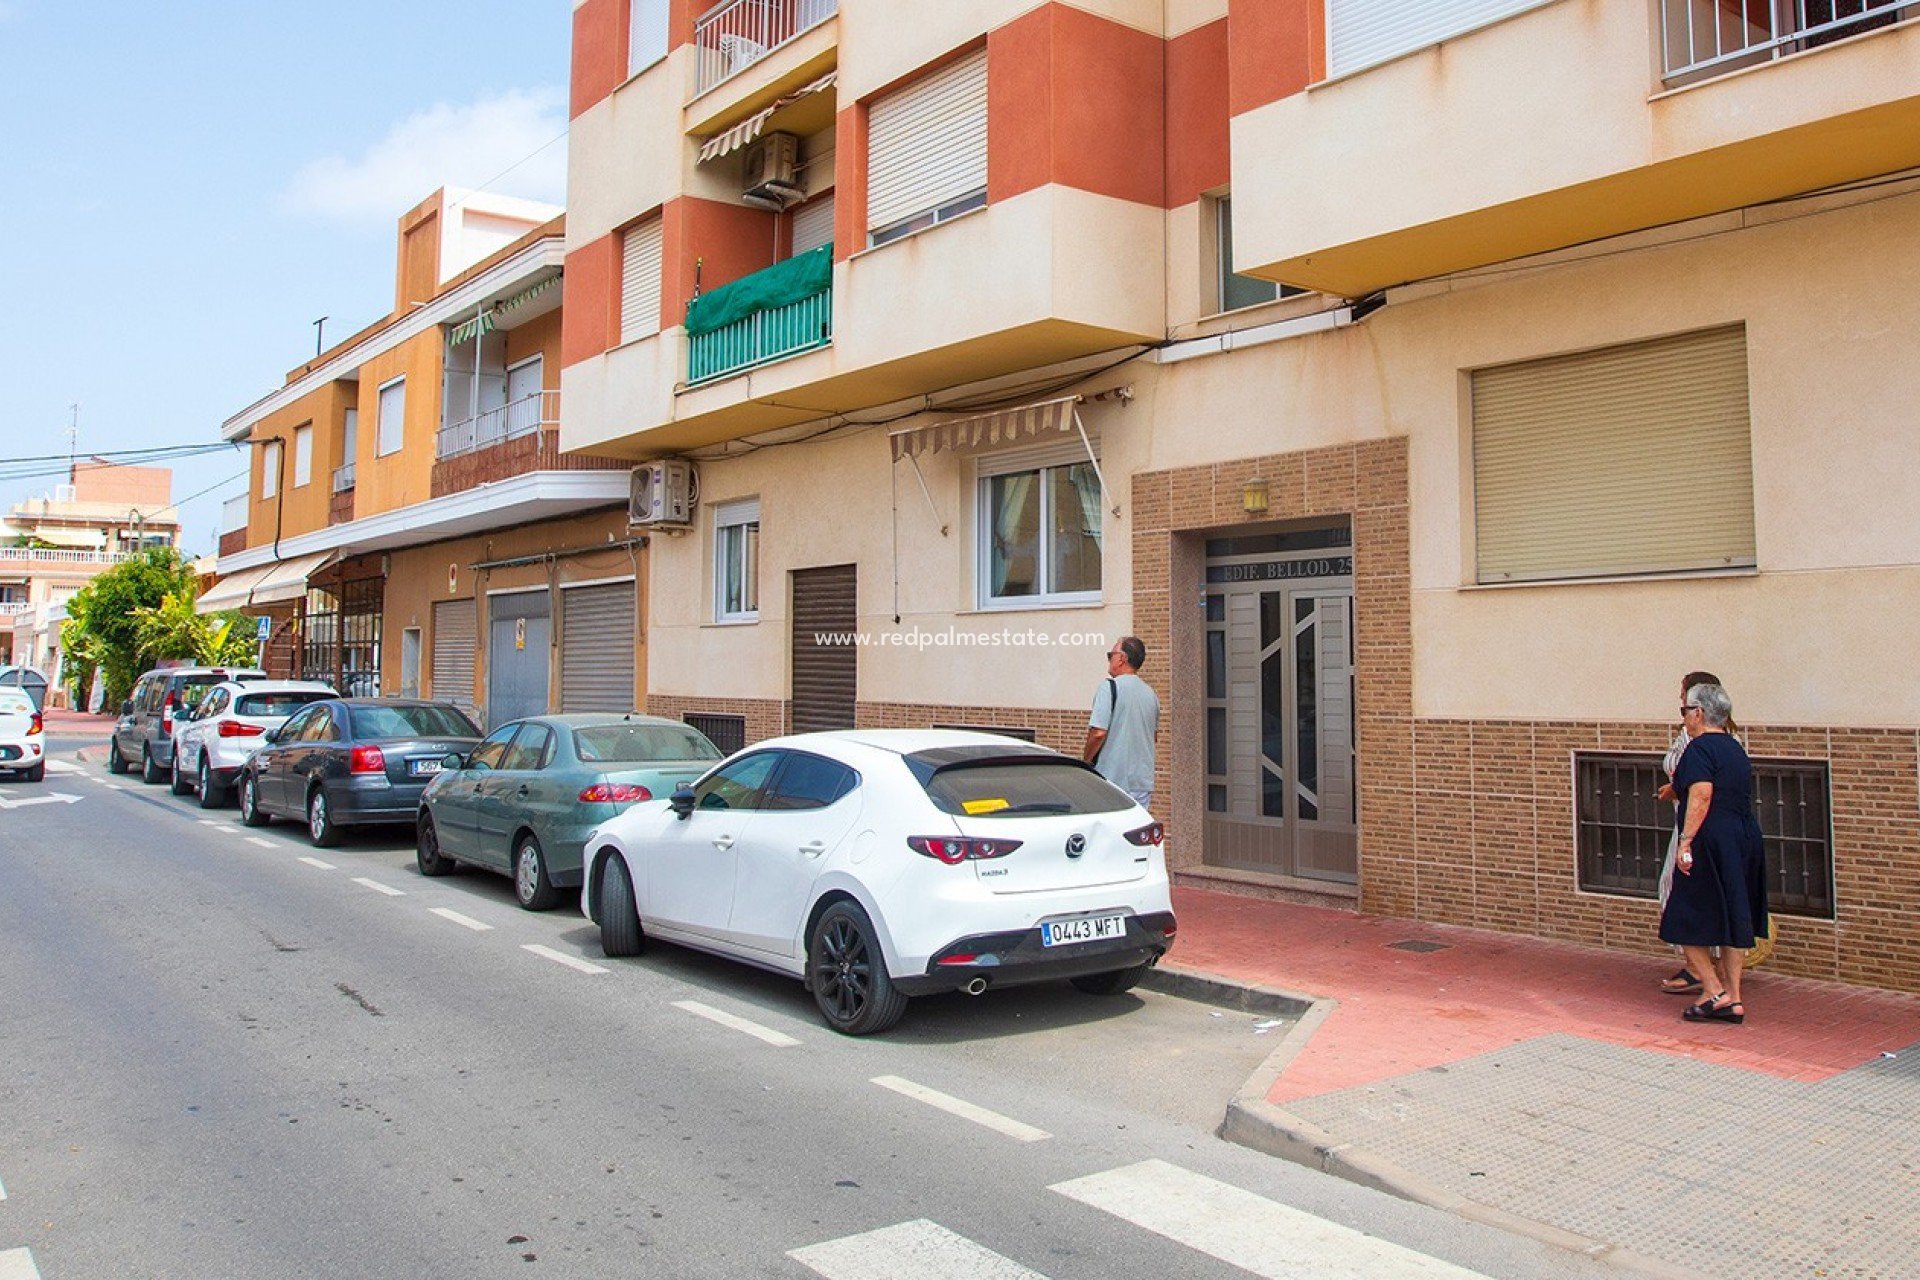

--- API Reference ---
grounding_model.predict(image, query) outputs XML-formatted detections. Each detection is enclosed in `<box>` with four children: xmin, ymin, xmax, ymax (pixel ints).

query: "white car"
<box><xmin>581</xmin><ymin>729</ymin><xmax>1176</xmax><ymax>1035</ymax></box>
<box><xmin>169</xmin><ymin>679</ymin><xmax>338</xmax><ymax>807</ymax></box>
<box><xmin>0</xmin><ymin>688</ymin><xmax>46</xmax><ymax>782</ymax></box>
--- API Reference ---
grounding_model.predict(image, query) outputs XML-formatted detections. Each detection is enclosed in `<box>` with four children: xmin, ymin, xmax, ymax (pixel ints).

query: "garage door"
<box><xmin>488</xmin><ymin>591</ymin><xmax>551</xmax><ymax>729</ymax></box>
<box><xmin>561</xmin><ymin>581</ymin><xmax>636</xmax><ymax>713</ymax></box>
<box><xmin>431</xmin><ymin>599</ymin><xmax>477</xmax><ymax>718</ymax></box>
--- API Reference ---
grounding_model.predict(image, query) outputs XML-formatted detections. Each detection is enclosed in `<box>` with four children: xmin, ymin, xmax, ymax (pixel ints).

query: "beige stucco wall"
<box><xmin>646</xmin><ymin>184</ymin><xmax>1920</xmax><ymax>730</ymax></box>
<box><xmin>353</xmin><ymin>331</ymin><xmax>445</xmax><ymax>517</ymax></box>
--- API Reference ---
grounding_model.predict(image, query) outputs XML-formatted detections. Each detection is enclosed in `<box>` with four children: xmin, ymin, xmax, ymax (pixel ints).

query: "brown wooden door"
<box><xmin>790</xmin><ymin>564</ymin><xmax>856</xmax><ymax>733</ymax></box>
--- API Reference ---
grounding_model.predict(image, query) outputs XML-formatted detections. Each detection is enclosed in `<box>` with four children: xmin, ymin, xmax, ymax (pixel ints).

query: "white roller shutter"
<box><xmin>1329</xmin><ymin>0</ymin><xmax>1556</xmax><ymax>79</ymax></box>
<box><xmin>560</xmin><ymin>582</ymin><xmax>637</xmax><ymax>713</ymax></box>
<box><xmin>620</xmin><ymin>217</ymin><xmax>664</xmax><ymax>345</ymax></box>
<box><xmin>866</xmin><ymin>48</ymin><xmax>988</xmax><ymax>235</ymax></box>
<box><xmin>431</xmin><ymin>599</ymin><xmax>478</xmax><ymax>717</ymax></box>
<box><xmin>1472</xmin><ymin>325</ymin><xmax>1755</xmax><ymax>583</ymax></box>
<box><xmin>790</xmin><ymin>195</ymin><xmax>835</xmax><ymax>255</ymax></box>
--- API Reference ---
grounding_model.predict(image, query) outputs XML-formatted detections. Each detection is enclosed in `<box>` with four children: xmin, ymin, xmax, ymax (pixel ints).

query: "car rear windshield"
<box><xmin>574</xmin><ymin>724</ymin><xmax>722</xmax><ymax>764</ymax></box>
<box><xmin>349</xmin><ymin>704</ymin><xmax>480</xmax><ymax>740</ymax></box>
<box><xmin>919</xmin><ymin>759</ymin><xmax>1133</xmax><ymax>818</ymax></box>
<box><xmin>236</xmin><ymin>691</ymin><xmax>333</xmax><ymax>718</ymax></box>
<box><xmin>176</xmin><ymin>675</ymin><xmax>226</xmax><ymax>709</ymax></box>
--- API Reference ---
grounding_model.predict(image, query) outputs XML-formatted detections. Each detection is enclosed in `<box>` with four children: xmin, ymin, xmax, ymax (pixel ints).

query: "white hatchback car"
<box><xmin>169</xmin><ymin>679</ymin><xmax>338</xmax><ymax>807</ymax></box>
<box><xmin>581</xmin><ymin>729</ymin><xmax>1176</xmax><ymax>1034</ymax></box>
<box><xmin>0</xmin><ymin>687</ymin><xmax>46</xmax><ymax>782</ymax></box>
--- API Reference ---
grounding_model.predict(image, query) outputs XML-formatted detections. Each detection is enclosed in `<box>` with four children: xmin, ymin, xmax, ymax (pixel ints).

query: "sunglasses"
<box><xmin>1680</xmin><ymin>704</ymin><xmax>1701</xmax><ymax>715</ymax></box>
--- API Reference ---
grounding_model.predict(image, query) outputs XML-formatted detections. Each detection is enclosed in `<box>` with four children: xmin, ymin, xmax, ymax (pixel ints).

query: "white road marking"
<box><xmin>245</xmin><ymin>837</ymin><xmax>276</xmax><ymax>849</ymax></box>
<box><xmin>1048</xmin><ymin>1160</ymin><xmax>1495</xmax><ymax>1279</ymax></box>
<box><xmin>523</xmin><ymin>944</ymin><xmax>609</xmax><ymax>975</ymax></box>
<box><xmin>790</xmin><ymin>1220</ymin><xmax>1047</xmax><ymax>1280</ymax></box>
<box><xmin>218</xmin><ymin>825</ymin><xmax>244</xmax><ymax>835</ymax></box>
<box><xmin>869</xmin><ymin>1075</ymin><xmax>1050</xmax><ymax>1143</ymax></box>
<box><xmin>429</xmin><ymin>907</ymin><xmax>493</xmax><ymax>932</ymax></box>
<box><xmin>0</xmin><ymin>1247</ymin><xmax>42</xmax><ymax>1280</ymax></box>
<box><xmin>352</xmin><ymin>877</ymin><xmax>405</xmax><ymax>897</ymax></box>
<box><xmin>0</xmin><ymin>792</ymin><xmax>82</xmax><ymax>810</ymax></box>
<box><xmin>198</xmin><ymin>818</ymin><xmax>222</xmax><ymax>826</ymax></box>
<box><xmin>43</xmin><ymin>759</ymin><xmax>80</xmax><ymax>774</ymax></box>
<box><xmin>0</xmin><ymin>1171</ymin><xmax>6</xmax><ymax>1198</ymax></box>
<box><xmin>672</xmin><ymin>1000</ymin><xmax>799</xmax><ymax>1047</ymax></box>
<box><xmin>297</xmin><ymin>856</ymin><xmax>336</xmax><ymax>870</ymax></box>
<box><xmin>103</xmin><ymin>783</ymin><xmax>124</xmax><ymax>791</ymax></box>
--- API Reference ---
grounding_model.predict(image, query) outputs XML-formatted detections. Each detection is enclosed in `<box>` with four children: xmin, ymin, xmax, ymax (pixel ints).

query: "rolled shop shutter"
<box><xmin>1471</xmin><ymin>325</ymin><xmax>1755</xmax><ymax>583</ymax></box>
<box><xmin>561</xmin><ymin>581</ymin><xmax>637</xmax><ymax>713</ymax></box>
<box><xmin>865</xmin><ymin>48</ymin><xmax>988</xmax><ymax>235</ymax></box>
<box><xmin>789</xmin><ymin>564</ymin><xmax>856</xmax><ymax>733</ymax></box>
<box><xmin>431</xmin><ymin>599</ymin><xmax>478</xmax><ymax>718</ymax></box>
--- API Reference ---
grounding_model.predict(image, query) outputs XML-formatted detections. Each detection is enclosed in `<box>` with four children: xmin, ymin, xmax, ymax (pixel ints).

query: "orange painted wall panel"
<box><xmin>988</xmin><ymin>5</ymin><xmax>1165</xmax><ymax>209</ymax></box>
<box><xmin>1167</xmin><ymin>19</ymin><xmax>1230</xmax><ymax>205</ymax></box>
<box><xmin>561</xmin><ymin>233</ymin><xmax>620</xmax><ymax>367</ymax></box>
<box><xmin>834</xmin><ymin>105</ymin><xmax>868</xmax><ymax>261</ymax></box>
<box><xmin>663</xmin><ymin>197</ymin><xmax>779</xmax><ymax>322</ymax></box>
<box><xmin>572</xmin><ymin>0</ymin><xmax>630</xmax><ymax>119</ymax></box>
<box><xmin>1228</xmin><ymin>0</ymin><xmax>1319</xmax><ymax>118</ymax></box>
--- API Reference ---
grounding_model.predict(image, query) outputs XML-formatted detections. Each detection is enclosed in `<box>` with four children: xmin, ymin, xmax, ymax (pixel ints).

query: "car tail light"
<box><xmin>27</xmin><ymin>712</ymin><xmax>43</xmax><ymax>736</ymax></box>
<box><xmin>908</xmin><ymin>836</ymin><xmax>1023</xmax><ymax>864</ymax></box>
<box><xmin>161</xmin><ymin>693</ymin><xmax>176</xmax><ymax>736</ymax></box>
<box><xmin>1123</xmin><ymin>822</ymin><xmax>1165</xmax><ymax>847</ymax></box>
<box><xmin>579</xmin><ymin>783</ymin><xmax>652</xmax><ymax>804</ymax></box>
<box><xmin>218</xmin><ymin>720</ymin><xmax>265</xmax><ymax>738</ymax></box>
<box><xmin>350</xmin><ymin>745</ymin><xmax>386</xmax><ymax>774</ymax></box>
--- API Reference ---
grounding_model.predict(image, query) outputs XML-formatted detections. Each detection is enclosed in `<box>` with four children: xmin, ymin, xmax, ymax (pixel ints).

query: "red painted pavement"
<box><xmin>1167</xmin><ymin>884</ymin><xmax>1920</xmax><ymax>1103</ymax></box>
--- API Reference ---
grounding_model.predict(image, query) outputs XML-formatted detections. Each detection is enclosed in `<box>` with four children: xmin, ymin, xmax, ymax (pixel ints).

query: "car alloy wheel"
<box><xmin>239</xmin><ymin>773</ymin><xmax>269</xmax><ymax>826</ymax></box>
<box><xmin>307</xmin><ymin>788</ymin><xmax>339</xmax><ymax>847</ymax></box>
<box><xmin>808</xmin><ymin>901</ymin><xmax>908</xmax><ymax>1036</ymax></box>
<box><xmin>197</xmin><ymin>755</ymin><xmax>224</xmax><ymax>809</ymax></box>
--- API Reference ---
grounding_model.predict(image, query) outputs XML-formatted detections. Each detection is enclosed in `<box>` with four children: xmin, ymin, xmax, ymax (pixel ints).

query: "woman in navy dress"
<box><xmin>1659</xmin><ymin>682</ymin><xmax>1767</xmax><ymax>1024</ymax></box>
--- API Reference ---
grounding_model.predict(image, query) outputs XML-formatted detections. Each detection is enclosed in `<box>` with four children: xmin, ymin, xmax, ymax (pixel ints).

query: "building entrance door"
<box><xmin>1201</xmin><ymin>526</ymin><xmax>1356</xmax><ymax>884</ymax></box>
<box><xmin>487</xmin><ymin>590</ymin><xmax>551</xmax><ymax>729</ymax></box>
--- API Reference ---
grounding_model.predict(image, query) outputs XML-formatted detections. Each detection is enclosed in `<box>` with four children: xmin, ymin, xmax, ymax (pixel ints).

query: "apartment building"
<box><xmin>2</xmin><ymin>462</ymin><xmax>180</xmax><ymax>690</ymax></box>
<box><xmin>561</xmin><ymin>0</ymin><xmax>1920</xmax><ymax>991</ymax></box>
<box><xmin>208</xmin><ymin>188</ymin><xmax>639</xmax><ymax>725</ymax></box>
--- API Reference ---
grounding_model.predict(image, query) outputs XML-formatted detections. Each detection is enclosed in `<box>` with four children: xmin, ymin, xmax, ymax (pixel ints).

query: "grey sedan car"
<box><xmin>416</xmin><ymin>714</ymin><xmax>721</xmax><ymax>910</ymax></box>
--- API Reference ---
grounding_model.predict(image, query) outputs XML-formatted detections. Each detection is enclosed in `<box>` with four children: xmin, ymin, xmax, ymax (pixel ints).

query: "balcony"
<box><xmin>692</xmin><ymin>0</ymin><xmax>836</xmax><ymax>98</ymax></box>
<box><xmin>1230</xmin><ymin>2</ymin><xmax>1920</xmax><ymax>297</ymax></box>
<box><xmin>331</xmin><ymin>462</ymin><xmax>357</xmax><ymax>492</ymax></box>
<box><xmin>1662</xmin><ymin>1</ymin><xmax>1915</xmax><ymax>84</ymax></box>
<box><xmin>431</xmin><ymin>423</ymin><xmax>626</xmax><ymax>500</ymax></box>
<box><xmin>436</xmin><ymin>390</ymin><xmax>561</xmax><ymax>460</ymax></box>
<box><xmin>686</xmin><ymin>248</ymin><xmax>833</xmax><ymax>385</ymax></box>
<box><xmin>0</xmin><ymin>547</ymin><xmax>138</xmax><ymax>568</ymax></box>
<box><xmin>0</xmin><ymin>600</ymin><xmax>31</xmax><ymax>618</ymax></box>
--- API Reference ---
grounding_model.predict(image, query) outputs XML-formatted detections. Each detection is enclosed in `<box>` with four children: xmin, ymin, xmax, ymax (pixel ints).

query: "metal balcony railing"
<box><xmin>331</xmin><ymin>462</ymin><xmax>357</xmax><ymax>493</ymax></box>
<box><xmin>687</xmin><ymin>284</ymin><xmax>833</xmax><ymax>385</ymax></box>
<box><xmin>692</xmin><ymin>0</ymin><xmax>836</xmax><ymax>97</ymax></box>
<box><xmin>0</xmin><ymin>600</ymin><xmax>32</xmax><ymax>617</ymax></box>
<box><xmin>0</xmin><ymin>547</ymin><xmax>139</xmax><ymax>566</ymax></box>
<box><xmin>1661</xmin><ymin>0</ymin><xmax>1912</xmax><ymax>81</ymax></box>
<box><xmin>436</xmin><ymin>389</ymin><xmax>561</xmax><ymax>461</ymax></box>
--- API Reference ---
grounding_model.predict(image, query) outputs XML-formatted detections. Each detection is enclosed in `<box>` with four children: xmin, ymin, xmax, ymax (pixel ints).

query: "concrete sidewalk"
<box><xmin>1163</xmin><ymin>884</ymin><xmax>1920</xmax><ymax>1279</ymax></box>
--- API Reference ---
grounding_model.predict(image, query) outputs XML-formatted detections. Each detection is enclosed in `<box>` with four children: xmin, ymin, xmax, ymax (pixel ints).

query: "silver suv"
<box><xmin>109</xmin><ymin>665</ymin><xmax>267</xmax><ymax>784</ymax></box>
<box><xmin>170</xmin><ymin>679</ymin><xmax>337</xmax><ymax>807</ymax></box>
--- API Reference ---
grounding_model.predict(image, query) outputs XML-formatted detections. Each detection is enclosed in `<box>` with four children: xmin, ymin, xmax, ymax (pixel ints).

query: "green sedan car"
<box><xmin>416</xmin><ymin>713</ymin><xmax>722</xmax><ymax>910</ymax></box>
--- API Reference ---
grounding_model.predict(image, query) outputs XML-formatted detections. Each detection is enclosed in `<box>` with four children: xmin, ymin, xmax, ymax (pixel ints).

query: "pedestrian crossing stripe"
<box><xmin>0</xmin><ymin>1247</ymin><xmax>42</xmax><ymax>1280</ymax></box>
<box><xmin>1049</xmin><ymin>1160</ymin><xmax>1493</xmax><ymax>1279</ymax></box>
<box><xmin>790</xmin><ymin>1219</ymin><xmax>1045</xmax><ymax>1280</ymax></box>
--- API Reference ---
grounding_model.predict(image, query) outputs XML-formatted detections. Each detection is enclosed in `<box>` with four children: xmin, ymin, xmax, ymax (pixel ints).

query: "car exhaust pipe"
<box><xmin>962</xmin><ymin>977</ymin><xmax>989</xmax><ymax>996</ymax></box>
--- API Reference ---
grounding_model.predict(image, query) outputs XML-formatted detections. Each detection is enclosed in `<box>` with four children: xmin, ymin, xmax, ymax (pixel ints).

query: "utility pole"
<box><xmin>66</xmin><ymin>404</ymin><xmax>79</xmax><ymax>478</ymax></box>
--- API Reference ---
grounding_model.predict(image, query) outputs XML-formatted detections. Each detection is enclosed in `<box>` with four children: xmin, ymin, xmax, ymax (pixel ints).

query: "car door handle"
<box><xmin>515</xmin><ymin>785</ymin><xmax>530</xmax><ymax>798</ymax></box>
<box><xmin>712</xmin><ymin>835</ymin><xmax>734</xmax><ymax>851</ymax></box>
<box><xmin>798</xmin><ymin>841</ymin><xmax>827</xmax><ymax>858</ymax></box>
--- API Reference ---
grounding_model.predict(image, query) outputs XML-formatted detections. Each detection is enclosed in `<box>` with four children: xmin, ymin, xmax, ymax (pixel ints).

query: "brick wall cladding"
<box><xmin>430</xmin><ymin>429</ymin><xmax>627</xmax><ymax>500</ymax></box>
<box><xmin>217</xmin><ymin>528</ymin><xmax>247</xmax><ymax>557</ymax></box>
<box><xmin>327</xmin><ymin>487</ymin><xmax>354</xmax><ymax>527</ymax></box>
<box><xmin>1135</xmin><ymin>436</ymin><xmax>1920</xmax><ymax>994</ymax></box>
<box><xmin>644</xmin><ymin>694</ymin><xmax>789</xmax><ymax>747</ymax></box>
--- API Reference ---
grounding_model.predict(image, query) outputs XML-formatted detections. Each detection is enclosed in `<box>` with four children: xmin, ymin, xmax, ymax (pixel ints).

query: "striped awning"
<box><xmin>697</xmin><ymin>70</ymin><xmax>838</xmax><ymax>163</ymax></box>
<box><xmin>888</xmin><ymin>396</ymin><xmax>1080</xmax><ymax>462</ymax></box>
<box><xmin>448</xmin><ymin>309</ymin><xmax>496</xmax><ymax>346</ymax></box>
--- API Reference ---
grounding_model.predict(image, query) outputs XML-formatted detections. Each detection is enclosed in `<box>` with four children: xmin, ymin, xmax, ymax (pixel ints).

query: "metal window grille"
<box><xmin>299</xmin><ymin>578</ymin><xmax>384</xmax><ymax>697</ymax></box>
<box><xmin>1574</xmin><ymin>752</ymin><xmax>1834</xmax><ymax>918</ymax></box>
<box><xmin>1660</xmin><ymin>0</ymin><xmax>1911</xmax><ymax>83</ymax></box>
<box><xmin>685</xmin><ymin>712</ymin><xmax>747</xmax><ymax>755</ymax></box>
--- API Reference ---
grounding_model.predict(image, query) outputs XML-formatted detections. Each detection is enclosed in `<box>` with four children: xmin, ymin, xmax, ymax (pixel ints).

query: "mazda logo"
<box><xmin>1065</xmin><ymin>833</ymin><xmax>1086</xmax><ymax>858</ymax></box>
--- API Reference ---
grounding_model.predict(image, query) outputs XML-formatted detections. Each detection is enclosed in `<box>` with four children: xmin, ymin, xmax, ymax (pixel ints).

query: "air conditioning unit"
<box><xmin>741</xmin><ymin>132</ymin><xmax>804</xmax><ymax>210</ymax></box>
<box><xmin>629</xmin><ymin>460</ymin><xmax>697</xmax><ymax>527</ymax></box>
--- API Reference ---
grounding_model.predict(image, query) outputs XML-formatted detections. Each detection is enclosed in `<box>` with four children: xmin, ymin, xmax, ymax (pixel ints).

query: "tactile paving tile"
<box><xmin>1287</xmin><ymin>1033</ymin><xmax>1920</xmax><ymax>1279</ymax></box>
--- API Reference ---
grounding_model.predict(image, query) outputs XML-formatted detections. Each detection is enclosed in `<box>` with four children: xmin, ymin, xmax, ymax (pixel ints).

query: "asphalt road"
<box><xmin>0</xmin><ymin>737</ymin><xmax>1617</xmax><ymax>1280</ymax></box>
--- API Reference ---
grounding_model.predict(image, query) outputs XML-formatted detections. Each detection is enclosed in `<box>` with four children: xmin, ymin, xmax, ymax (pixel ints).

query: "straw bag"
<box><xmin>1746</xmin><ymin>920</ymin><xmax>1775</xmax><ymax>969</ymax></box>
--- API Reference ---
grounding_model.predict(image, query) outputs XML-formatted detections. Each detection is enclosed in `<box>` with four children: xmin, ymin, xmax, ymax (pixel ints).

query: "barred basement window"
<box><xmin>685</xmin><ymin>712</ymin><xmax>746</xmax><ymax>756</ymax></box>
<box><xmin>1574</xmin><ymin>752</ymin><xmax>1834</xmax><ymax>919</ymax></box>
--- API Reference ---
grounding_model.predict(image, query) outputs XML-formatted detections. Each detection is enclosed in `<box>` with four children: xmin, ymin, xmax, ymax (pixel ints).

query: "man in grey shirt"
<box><xmin>1084</xmin><ymin>635</ymin><xmax>1160</xmax><ymax>809</ymax></box>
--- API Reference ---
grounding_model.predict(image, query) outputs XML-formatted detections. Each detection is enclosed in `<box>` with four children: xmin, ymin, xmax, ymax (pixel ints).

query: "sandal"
<box><xmin>1660</xmin><ymin>967</ymin><xmax>1703</xmax><ymax>995</ymax></box>
<box><xmin>1684</xmin><ymin>996</ymin><xmax>1745</xmax><ymax>1024</ymax></box>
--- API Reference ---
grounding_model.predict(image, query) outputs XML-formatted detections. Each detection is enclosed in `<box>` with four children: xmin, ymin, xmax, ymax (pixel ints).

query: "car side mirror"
<box><xmin>669</xmin><ymin>782</ymin><xmax>696</xmax><ymax>821</ymax></box>
<box><xmin>119</xmin><ymin>700</ymin><xmax>133</xmax><ymax>717</ymax></box>
<box><xmin>442</xmin><ymin>752</ymin><xmax>465</xmax><ymax>771</ymax></box>
<box><xmin>264</xmin><ymin>726</ymin><xmax>284</xmax><ymax>743</ymax></box>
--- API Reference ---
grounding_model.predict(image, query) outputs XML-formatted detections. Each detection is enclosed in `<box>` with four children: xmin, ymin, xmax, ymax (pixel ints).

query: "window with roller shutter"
<box><xmin>620</xmin><ymin>217</ymin><xmax>664</xmax><ymax>345</ymax></box>
<box><xmin>866</xmin><ymin>49</ymin><xmax>988</xmax><ymax>246</ymax></box>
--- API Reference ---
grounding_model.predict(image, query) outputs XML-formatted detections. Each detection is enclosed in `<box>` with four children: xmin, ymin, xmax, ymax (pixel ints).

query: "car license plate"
<box><xmin>1041</xmin><ymin>914</ymin><xmax>1126</xmax><ymax>947</ymax></box>
<box><xmin>408</xmin><ymin>758</ymin><xmax>441</xmax><ymax>777</ymax></box>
